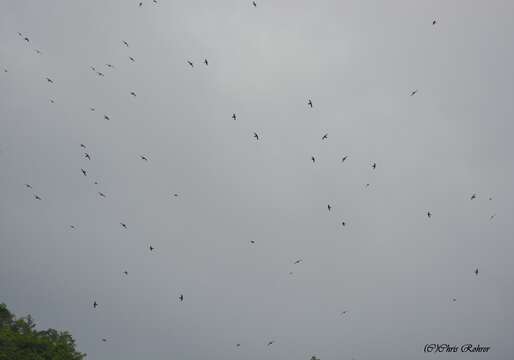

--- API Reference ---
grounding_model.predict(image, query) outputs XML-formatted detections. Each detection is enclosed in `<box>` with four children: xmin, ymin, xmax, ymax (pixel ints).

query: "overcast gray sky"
<box><xmin>1</xmin><ymin>0</ymin><xmax>514</xmax><ymax>359</ymax></box>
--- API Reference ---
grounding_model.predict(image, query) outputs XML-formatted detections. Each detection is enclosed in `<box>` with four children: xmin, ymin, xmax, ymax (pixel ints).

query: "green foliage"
<box><xmin>0</xmin><ymin>303</ymin><xmax>86</xmax><ymax>360</ymax></box>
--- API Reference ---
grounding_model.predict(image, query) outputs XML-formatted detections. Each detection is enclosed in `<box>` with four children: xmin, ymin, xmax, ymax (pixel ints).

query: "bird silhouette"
<box><xmin>45</xmin><ymin>77</ymin><xmax>54</xmax><ymax>83</ymax></box>
<box><xmin>81</xmin><ymin>168</ymin><xmax>87</xmax><ymax>176</ymax></box>
<box><xmin>187</xmin><ymin>60</ymin><xmax>194</xmax><ymax>67</ymax></box>
<box><xmin>120</xmin><ymin>223</ymin><xmax>127</xmax><ymax>229</ymax></box>
<box><xmin>106</xmin><ymin>64</ymin><xmax>114</xmax><ymax>69</ymax></box>
<box><xmin>85</xmin><ymin>153</ymin><xmax>91</xmax><ymax>160</ymax></box>
<box><xmin>365</xmin><ymin>183</ymin><xmax>370</xmax><ymax>188</ymax></box>
<box><xmin>129</xmin><ymin>57</ymin><xmax>135</xmax><ymax>62</ymax></box>
<box><xmin>101</xmin><ymin>338</ymin><xmax>107</xmax><ymax>342</ymax></box>
<box><xmin>123</xmin><ymin>271</ymin><xmax>128</xmax><ymax>275</ymax></box>
<box><xmin>321</xmin><ymin>133</ymin><xmax>328</xmax><ymax>140</ymax></box>
<box><xmin>490</xmin><ymin>214</ymin><xmax>496</xmax><ymax>221</ymax></box>
<box><xmin>140</xmin><ymin>155</ymin><xmax>149</xmax><ymax>161</ymax></box>
<box><xmin>25</xmin><ymin>184</ymin><xmax>32</xmax><ymax>189</ymax></box>
<box><xmin>232</xmin><ymin>113</ymin><xmax>237</xmax><ymax>120</ymax></box>
<box><xmin>49</xmin><ymin>99</ymin><xmax>55</xmax><ymax>104</ymax></box>
<box><xmin>252</xmin><ymin>1</ymin><xmax>257</xmax><ymax>7</ymax></box>
<box><xmin>93</xmin><ymin>301</ymin><xmax>98</xmax><ymax>308</ymax></box>
<box><xmin>179</xmin><ymin>294</ymin><xmax>184</xmax><ymax>301</ymax></box>
<box><xmin>149</xmin><ymin>245</ymin><xmax>154</xmax><ymax>251</ymax></box>
<box><xmin>311</xmin><ymin>156</ymin><xmax>315</xmax><ymax>163</ymax></box>
<box><xmin>34</xmin><ymin>195</ymin><xmax>42</xmax><ymax>200</ymax></box>
<box><xmin>123</xmin><ymin>40</ymin><xmax>129</xmax><ymax>47</ymax></box>
<box><xmin>410</xmin><ymin>89</ymin><xmax>418</xmax><ymax>96</ymax></box>
<box><xmin>250</xmin><ymin>240</ymin><xmax>255</xmax><ymax>244</ymax></box>
<box><xmin>70</xmin><ymin>225</ymin><xmax>76</xmax><ymax>230</ymax></box>
<box><xmin>341</xmin><ymin>221</ymin><xmax>346</xmax><ymax>227</ymax></box>
<box><xmin>204</xmin><ymin>59</ymin><xmax>208</xmax><ymax>66</ymax></box>
<box><xmin>294</xmin><ymin>259</ymin><xmax>303</xmax><ymax>264</ymax></box>
<box><xmin>253</xmin><ymin>132</ymin><xmax>259</xmax><ymax>140</ymax></box>
<box><xmin>96</xmin><ymin>72</ymin><xmax>104</xmax><ymax>77</ymax></box>
<box><xmin>80</xmin><ymin>144</ymin><xmax>86</xmax><ymax>148</ymax></box>
<box><xmin>470</xmin><ymin>193</ymin><xmax>477</xmax><ymax>200</ymax></box>
<box><xmin>341</xmin><ymin>310</ymin><xmax>348</xmax><ymax>315</ymax></box>
<box><xmin>104</xmin><ymin>115</ymin><xmax>110</xmax><ymax>120</ymax></box>
<box><xmin>452</xmin><ymin>298</ymin><xmax>456</xmax><ymax>302</ymax></box>
<box><xmin>267</xmin><ymin>341</ymin><xmax>275</xmax><ymax>346</ymax></box>
<box><xmin>474</xmin><ymin>268</ymin><xmax>479</xmax><ymax>276</ymax></box>
<box><xmin>327</xmin><ymin>204</ymin><xmax>332</xmax><ymax>211</ymax></box>
<box><xmin>372</xmin><ymin>162</ymin><xmax>376</xmax><ymax>169</ymax></box>
<box><xmin>139</xmin><ymin>2</ymin><xmax>143</xmax><ymax>7</ymax></box>
<box><xmin>24</xmin><ymin>37</ymin><xmax>30</xmax><ymax>42</ymax></box>
<box><xmin>90</xmin><ymin>107</ymin><xmax>95</xmax><ymax>111</ymax></box>
<box><xmin>130</xmin><ymin>91</ymin><xmax>137</xmax><ymax>97</ymax></box>
<box><xmin>98</xmin><ymin>192</ymin><xmax>106</xmax><ymax>198</ymax></box>
<box><xmin>173</xmin><ymin>193</ymin><xmax>179</xmax><ymax>197</ymax></box>
<box><xmin>341</xmin><ymin>156</ymin><xmax>348</xmax><ymax>163</ymax></box>
<box><xmin>236</xmin><ymin>343</ymin><xmax>241</xmax><ymax>347</ymax></box>
<box><xmin>432</xmin><ymin>20</ymin><xmax>437</xmax><ymax>25</ymax></box>
<box><xmin>35</xmin><ymin>49</ymin><xmax>42</xmax><ymax>55</ymax></box>
<box><xmin>308</xmin><ymin>99</ymin><xmax>313</xmax><ymax>108</ymax></box>
<box><xmin>427</xmin><ymin>211</ymin><xmax>431</xmax><ymax>218</ymax></box>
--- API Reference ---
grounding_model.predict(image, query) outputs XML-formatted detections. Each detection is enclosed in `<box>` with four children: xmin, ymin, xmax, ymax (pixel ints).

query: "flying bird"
<box><xmin>410</xmin><ymin>89</ymin><xmax>418</xmax><ymax>96</ymax></box>
<box><xmin>294</xmin><ymin>259</ymin><xmax>303</xmax><ymax>264</ymax></box>
<box><xmin>204</xmin><ymin>59</ymin><xmax>208</xmax><ymax>66</ymax></box>
<box><xmin>342</xmin><ymin>156</ymin><xmax>348</xmax><ymax>162</ymax></box>
<box><xmin>474</xmin><ymin>268</ymin><xmax>479</xmax><ymax>276</ymax></box>
<box><xmin>45</xmin><ymin>77</ymin><xmax>53</xmax><ymax>83</ymax></box>
<box><xmin>49</xmin><ymin>99</ymin><xmax>55</xmax><ymax>104</ymax></box>
<box><xmin>253</xmin><ymin>132</ymin><xmax>259</xmax><ymax>140</ymax></box>
<box><xmin>98</xmin><ymin>192</ymin><xmax>106</xmax><ymax>198</ymax></box>
<box><xmin>90</xmin><ymin>107</ymin><xmax>95</xmax><ymax>111</ymax></box>
<box><xmin>341</xmin><ymin>221</ymin><xmax>346</xmax><ymax>227</ymax></box>
<box><xmin>81</xmin><ymin>168</ymin><xmax>87</xmax><ymax>176</ymax></box>
<box><xmin>84</xmin><ymin>153</ymin><xmax>91</xmax><ymax>160</ymax></box>
<box><xmin>70</xmin><ymin>225</ymin><xmax>76</xmax><ymax>230</ymax></box>
<box><xmin>179</xmin><ymin>294</ymin><xmax>184</xmax><ymax>301</ymax></box>
<box><xmin>341</xmin><ymin>311</ymin><xmax>348</xmax><ymax>315</ymax></box>
<box><xmin>80</xmin><ymin>144</ymin><xmax>86</xmax><ymax>148</ymax></box>
<box><xmin>120</xmin><ymin>223</ymin><xmax>127</xmax><ymax>229</ymax></box>
<box><xmin>250</xmin><ymin>240</ymin><xmax>255</xmax><ymax>244</ymax></box>
<box><xmin>25</xmin><ymin>184</ymin><xmax>32</xmax><ymax>189</ymax></box>
<box><xmin>308</xmin><ymin>99</ymin><xmax>313</xmax><ymax>108</ymax></box>
<box><xmin>140</xmin><ymin>155</ymin><xmax>149</xmax><ymax>161</ymax></box>
<box><xmin>104</xmin><ymin>115</ymin><xmax>110</xmax><ymax>120</ymax></box>
<box><xmin>432</xmin><ymin>19</ymin><xmax>437</xmax><ymax>25</ymax></box>
<box><xmin>123</xmin><ymin>271</ymin><xmax>128</xmax><ymax>275</ymax></box>
<box><xmin>96</xmin><ymin>72</ymin><xmax>104</xmax><ymax>77</ymax></box>
<box><xmin>187</xmin><ymin>60</ymin><xmax>194</xmax><ymax>67</ymax></box>
<box><xmin>489</xmin><ymin>214</ymin><xmax>496</xmax><ymax>221</ymax></box>
<box><xmin>427</xmin><ymin>211</ymin><xmax>432</xmax><ymax>218</ymax></box>
<box><xmin>470</xmin><ymin>193</ymin><xmax>477</xmax><ymax>200</ymax></box>
<box><xmin>130</xmin><ymin>91</ymin><xmax>137</xmax><ymax>97</ymax></box>
<box><xmin>267</xmin><ymin>341</ymin><xmax>275</xmax><ymax>346</ymax></box>
<box><xmin>24</xmin><ymin>37</ymin><xmax>30</xmax><ymax>42</ymax></box>
<box><xmin>236</xmin><ymin>344</ymin><xmax>241</xmax><ymax>347</ymax></box>
<box><xmin>252</xmin><ymin>1</ymin><xmax>257</xmax><ymax>7</ymax></box>
<box><xmin>139</xmin><ymin>2</ymin><xmax>143</xmax><ymax>7</ymax></box>
<box><xmin>232</xmin><ymin>113</ymin><xmax>237</xmax><ymax>120</ymax></box>
<box><xmin>106</xmin><ymin>64</ymin><xmax>114</xmax><ymax>69</ymax></box>
<box><xmin>452</xmin><ymin>298</ymin><xmax>456</xmax><ymax>302</ymax></box>
<box><xmin>173</xmin><ymin>193</ymin><xmax>179</xmax><ymax>197</ymax></box>
<box><xmin>123</xmin><ymin>40</ymin><xmax>129</xmax><ymax>47</ymax></box>
<box><xmin>327</xmin><ymin>204</ymin><xmax>332</xmax><ymax>211</ymax></box>
<box><xmin>372</xmin><ymin>162</ymin><xmax>376</xmax><ymax>169</ymax></box>
<box><xmin>321</xmin><ymin>133</ymin><xmax>328</xmax><ymax>140</ymax></box>
<box><xmin>34</xmin><ymin>195</ymin><xmax>42</xmax><ymax>200</ymax></box>
<box><xmin>93</xmin><ymin>301</ymin><xmax>98</xmax><ymax>308</ymax></box>
<box><xmin>129</xmin><ymin>57</ymin><xmax>135</xmax><ymax>62</ymax></box>
<box><xmin>311</xmin><ymin>156</ymin><xmax>315</xmax><ymax>163</ymax></box>
<box><xmin>35</xmin><ymin>49</ymin><xmax>42</xmax><ymax>55</ymax></box>
<box><xmin>149</xmin><ymin>245</ymin><xmax>154</xmax><ymax>251</ymax></box>
<box><xmin>101</xmin><ymin>338</ymin><xmax>107</xmax><ymax>342</ymax></box>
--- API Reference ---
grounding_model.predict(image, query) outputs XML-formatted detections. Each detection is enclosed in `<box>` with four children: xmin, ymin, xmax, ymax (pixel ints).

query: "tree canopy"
<box><xmin>0</xmin><ymin>303</ymin><xmax>85</xmax><ymax>360</ymax></box>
